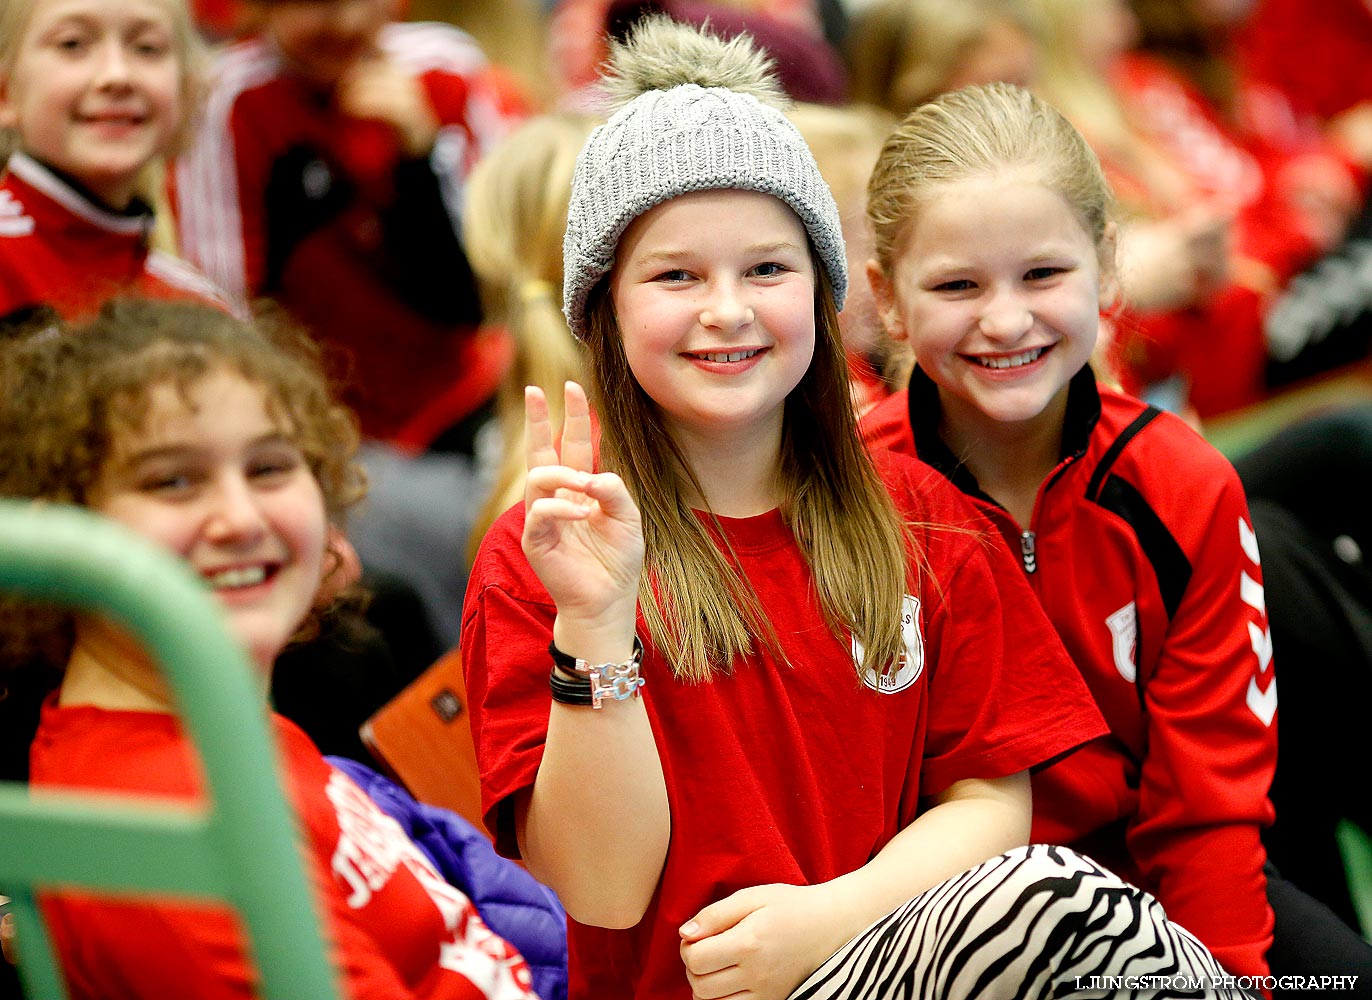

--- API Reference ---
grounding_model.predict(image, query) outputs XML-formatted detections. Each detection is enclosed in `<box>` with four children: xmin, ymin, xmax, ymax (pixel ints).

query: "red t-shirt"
<box><xmin>460</xmin><ymin>450</ymin><xmax>1106</xmax><ymax>1000</ymax></box>
<box><xmin>29</xmin><ymin>700</ymin><xmax>536</xmax><ymax>1000</ymax></box>
<box><xmin>0</xmin><ymin>152</ymin><xmax>228</xmax><ymax>322</ymax></box>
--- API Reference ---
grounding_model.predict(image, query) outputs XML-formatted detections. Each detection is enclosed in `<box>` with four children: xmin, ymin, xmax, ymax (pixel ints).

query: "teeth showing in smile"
<box><xmin>207</xmin><ymin>566</ymin><xmax>267</xmax><ymax>590</ymax></box>
<box><xmin>694</xmin><ymin>349</ymin><xmax>760</xmax><ymax>363</ymax></box>
<box><xmin>975</xmin><ymin>347</ymin><xmax>1045</xmax><ymax>369</ymax></box>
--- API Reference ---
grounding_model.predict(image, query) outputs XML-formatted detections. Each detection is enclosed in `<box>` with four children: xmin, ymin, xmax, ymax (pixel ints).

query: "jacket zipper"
<box><xmin>1020</xmin><ymin>530</ymin><xmax>1037</xmax><ymax>574</ymax></box>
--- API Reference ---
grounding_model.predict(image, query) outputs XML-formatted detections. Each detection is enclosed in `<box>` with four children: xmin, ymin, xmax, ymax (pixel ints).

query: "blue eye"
<box><xmin>1025</xmin><ymin>266</ymin><xmax>1067</xmax><ymax>281</ymax></box>
<box><xmin>653</xmin><ymin>270</ymin><xmax>691</xmax><ymax>283</ymax></box>
<box><xmin>751</xmin><ymin>262</ymin><xmax>789</xmax><ymax>277</ymax></box>
<box><xmin>932</xmin><ymin>279</ymin><xmax>975</xmax><ymax>292</ymax></box>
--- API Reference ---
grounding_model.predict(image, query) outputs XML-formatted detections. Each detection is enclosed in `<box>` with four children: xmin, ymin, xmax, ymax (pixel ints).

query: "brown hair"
<box><xmin>0</xmin><ymin>298</ymin><xmax>365</xmax><ymax>667</ymax></box>
<box><xmin>846</xmin><ymin>0</ymin><xmax>1036</xmax><ymax>116</ymax></box>
<box><xmin>583</xmin><ymin>262</ymin><xmax>914</xmax><ymax>684</ymax></box>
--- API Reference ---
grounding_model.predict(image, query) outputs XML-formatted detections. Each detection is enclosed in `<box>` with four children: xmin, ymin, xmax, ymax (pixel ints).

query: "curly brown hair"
<box><xmin>0</xmin><ymin>297</ymin><xmax>366</xmax><ymax>667</ymax></box>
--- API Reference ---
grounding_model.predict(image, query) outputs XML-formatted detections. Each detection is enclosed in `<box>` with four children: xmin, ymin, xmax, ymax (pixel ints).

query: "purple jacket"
<box><xmin>328</xmin><ymin>756</ymin><xmax>567</xmax><ymax>1000</ymax></box>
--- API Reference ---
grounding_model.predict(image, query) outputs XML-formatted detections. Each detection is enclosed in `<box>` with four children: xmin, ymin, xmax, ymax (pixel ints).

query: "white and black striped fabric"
<box><xmin>791</xmin><ymin>845</ymin><xmax>1256</xmax><ymax>999</ymax></box>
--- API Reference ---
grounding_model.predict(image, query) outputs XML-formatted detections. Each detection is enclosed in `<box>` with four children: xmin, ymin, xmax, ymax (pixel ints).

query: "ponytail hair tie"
<box><xmin>518</xmin><ymin>279</ymin><xmax>557</xmax><ymax>307</ymax></box>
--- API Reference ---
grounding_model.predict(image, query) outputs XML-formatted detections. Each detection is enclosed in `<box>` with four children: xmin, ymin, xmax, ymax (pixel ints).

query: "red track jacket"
<box><xmin>862</xmin><ymin>366</ymin><xmax>1278</xmax><ymax>980</ymax></box>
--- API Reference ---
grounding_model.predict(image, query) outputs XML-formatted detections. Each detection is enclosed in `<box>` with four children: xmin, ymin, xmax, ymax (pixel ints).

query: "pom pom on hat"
<box><xmin>598</xmin><ymin>14</ymin><xmax>789</xmax><ymax>112</ymax></box>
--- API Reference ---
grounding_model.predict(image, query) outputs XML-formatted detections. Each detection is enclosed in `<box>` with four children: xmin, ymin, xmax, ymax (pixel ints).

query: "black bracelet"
<box><xmin>547</xmin><ymin>635</ymin><xmax>644</xmax><ymax>675</ymax></box>
<box><xmin>546</xmin><ymin>635</ymin><xmax>646</xmax><ymax>708</ymax></box>
<box><xmin>548</xmin><ymin>669</ymin><xmax>595</xmax><ymax>706</ymax></box>
<box><xmin>548</xmin><ymin>639</ymin><xmax>582</xmax><ymax>676</ymax></box>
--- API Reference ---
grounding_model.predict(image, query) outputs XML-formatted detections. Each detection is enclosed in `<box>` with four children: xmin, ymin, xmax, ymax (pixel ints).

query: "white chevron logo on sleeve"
<box><xmin>1240</xmin><ymin>571</ymin><xmax>1265</xmax><ymax>613</ymax></box>
<box><xmin>1248</xmin><ymin>620</ymin><xmax>1273</xmax><ymax>672</ymax></box>
<box><xmin>1247</xmin><ymin>677</ymin><xmax>1277</xmax><ymax>727</ymax></box>
<box><xmin>1239</xmin><ymin>516</ymin><xmax>1262</xmax><ymax>565</ymax></box>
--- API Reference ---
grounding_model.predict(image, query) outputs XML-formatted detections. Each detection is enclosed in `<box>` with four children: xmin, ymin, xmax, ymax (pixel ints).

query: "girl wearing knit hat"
<box><xmin>461</xmin><ymin>17</ymin><xmax>1247</xmax><ymax>1000</ymax></box>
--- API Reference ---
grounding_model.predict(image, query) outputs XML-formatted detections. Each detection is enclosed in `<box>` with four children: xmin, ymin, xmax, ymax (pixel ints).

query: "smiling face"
<box><xmin>870</xmin><ymin>168</ymin><xmax>1104</xmax><ymax>435</ymax></box>
<box><xmin>0</xmin><ymin>0</ymin><xmax>182</xmax><ymax>208</ymax></box>
<box><xmin>262</xmin><ymin>0</ymin><xmax>394</xmax><ymax>89</ymax></box>
<box><xmin>84</xmin><ymin>367</ymin><xmax>328</xmax><ymax>670</ymax></box>
<box><xmin>608</xmin><ymin>188</ymin><xmax>818</xmax><ymax>449</ymax></box>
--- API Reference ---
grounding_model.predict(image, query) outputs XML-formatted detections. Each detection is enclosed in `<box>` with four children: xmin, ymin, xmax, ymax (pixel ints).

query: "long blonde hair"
<box><xmin>1026</xmin><ymin>0</ymin><xmax>1131</xmax><ymax>147</ymax></box>
<box><xmin>584</xmin><ymin>267</ymin><xmax>913</xmax><ymax>685</ymax></box>
<box><xmin>1027</xmin><ymin>0</ymin><xmax>1195</xmax><ymax>219</ymax></box>
<box><xmin>461</xmin><ymin>113</ymin><xmax>595</xmax><ymax>562</ymax></box>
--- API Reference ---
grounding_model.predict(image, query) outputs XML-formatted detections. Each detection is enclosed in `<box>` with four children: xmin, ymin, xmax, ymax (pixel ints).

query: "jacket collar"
<box><xmin>906</xmin><ymin>363</ymin><xmax>1102</xmax><ymax>497</ymax></box>
<box><xmin>7</xmin><ymin>152</ymin><xmax>154</xmax><ymax>237</ymax></box>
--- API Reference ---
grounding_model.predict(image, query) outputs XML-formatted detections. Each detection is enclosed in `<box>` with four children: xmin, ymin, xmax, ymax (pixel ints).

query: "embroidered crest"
<box><xmin>857</xmin><ymin>594</ymin><xmax>924</xmax><ymax>693</ymax></box>
<box><xmin>1106</xmin><ymin>601</ymin><xmax>1138</xmax><ymax>683</ymax></box>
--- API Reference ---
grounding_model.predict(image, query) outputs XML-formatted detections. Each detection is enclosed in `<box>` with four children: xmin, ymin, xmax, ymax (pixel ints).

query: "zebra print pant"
<box><xmin>790</xmin><ymin>844</ymin><xmax>1258</xmax><ymax>999</ymax></box>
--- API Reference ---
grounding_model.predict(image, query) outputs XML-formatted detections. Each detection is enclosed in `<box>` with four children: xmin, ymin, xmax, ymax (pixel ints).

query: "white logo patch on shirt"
<box><xmin>857</xmin><ymin>594</ymin><xmax>924</xmax><ymax>693</ymax></box>
<box><xmin>0</xmin><ymin>191</ymin><xmax>35</xmax><ymax>237</ymax></box>
<box><xmin>1106</xmin><ymin>601</ymin><xmax>1138</xmax><ymax>683</ymax></box>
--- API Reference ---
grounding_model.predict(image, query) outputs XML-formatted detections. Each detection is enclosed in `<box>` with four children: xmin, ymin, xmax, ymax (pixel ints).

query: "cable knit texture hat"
<box><xmin>562</xmin><ymin>17</ymin><xmax>848</xmax><ymax>339</ymax></box>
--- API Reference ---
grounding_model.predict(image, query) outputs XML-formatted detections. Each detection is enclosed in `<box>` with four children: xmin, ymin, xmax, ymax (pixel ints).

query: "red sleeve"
<box><xmin>1126</xmin><ymin>464</ymin><xmax>1276</xmax><ymax>980</ymax></box>
<box><xmin>1111</xmin><ymin>291</ymin><xmax>1268</xmax><ymax>420</ymax></box>
<box><xmin>35</xmin><ymin>715</ymin><xmax>521</xmax><ymax>1000</ymax></box>
<box><xmin>226</xmin><ymin>98</ymin><xmax>269</xmax><ymax>298</ymax></box>
<box><xmin>423</xmin><ymin>63</ymin><xmax>526</xmax><ymax>159</ymax></box>
<box><xmin>459</xmin><ymin>509</ymin><xmax>556</xmax><ymax>859</ymax></box>
<box><xmin>172</xmin><ymin>57</ymin><xmax>270</xmax><ymax>305</ymax></box>
<box><xmin>918</xmin><ymin>540</ymin><xmax>1109</xmax><ymax>796</ymax></box>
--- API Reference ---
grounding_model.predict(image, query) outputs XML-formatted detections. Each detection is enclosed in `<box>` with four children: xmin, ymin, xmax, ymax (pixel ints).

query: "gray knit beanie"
<box><xmin>562</xmin><ymin>17</ymin><xmax>848</xmax><ymax>340</ymax></box>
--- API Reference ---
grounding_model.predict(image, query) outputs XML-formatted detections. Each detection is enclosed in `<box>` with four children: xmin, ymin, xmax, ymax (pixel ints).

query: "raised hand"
<box><xmin>522</xmin><ymin>382</ymin><xmax>643</xmax><ymax>649</ymax></box>
<box><xmin>336</xmin><ymin>54</ymin><xmax>439</xmax><ymax>157</ymax></box>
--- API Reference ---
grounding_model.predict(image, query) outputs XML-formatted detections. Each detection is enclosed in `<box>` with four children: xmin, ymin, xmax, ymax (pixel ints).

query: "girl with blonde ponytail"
<box><xmin>461</xmin><ymin>17</ymin><xmax>1245</xmax><ymax>1000</ymax></box>
<box><xmin>462</xmin><ymin>112</ymin><xmax>596</xmax><ymax>561</ymax></box>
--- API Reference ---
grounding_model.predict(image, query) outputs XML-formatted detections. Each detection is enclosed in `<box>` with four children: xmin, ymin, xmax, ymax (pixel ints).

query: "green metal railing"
<box><xmin>0</xmin><ymin>499</ymin><xmax>341</xmax><ymax>999</ymax></box>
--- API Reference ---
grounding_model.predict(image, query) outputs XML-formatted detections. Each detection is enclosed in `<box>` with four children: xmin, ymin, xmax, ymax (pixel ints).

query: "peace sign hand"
<box><xmin>523</xmin><ymin>382</ymin><xmax>643</xmax><ymax>648</ymax></box>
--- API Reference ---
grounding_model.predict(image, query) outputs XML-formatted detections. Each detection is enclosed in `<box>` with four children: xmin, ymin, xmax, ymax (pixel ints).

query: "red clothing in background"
<box><xmin>0</xmin><ymin>153</ymin><xmax>227</xmax><ymax>322</ymax></box>
<box><xmin>1237</xmin><ymin>0</ymin><xmax>1372</xmax><ymax>122</ymax></box>
<box><xmin>174</xmin><ymin>23</ymin><xmax>521</xmax><ymax>445</ymax></box>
